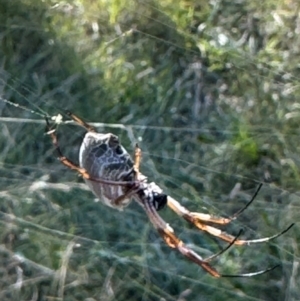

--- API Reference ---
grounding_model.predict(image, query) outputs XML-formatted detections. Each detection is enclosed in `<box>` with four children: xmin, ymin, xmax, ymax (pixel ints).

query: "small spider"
<box><xmin>46</xmin><ymin>113</ymin><xmax>294</xmax><ymax>278</ymax></box>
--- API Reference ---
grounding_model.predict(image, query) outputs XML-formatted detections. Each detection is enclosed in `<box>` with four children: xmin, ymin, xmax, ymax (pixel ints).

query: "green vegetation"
<box><xmin>0</xmin><ymin>0</ymin><xmax>299</xmax><ymax>300</ymax></box>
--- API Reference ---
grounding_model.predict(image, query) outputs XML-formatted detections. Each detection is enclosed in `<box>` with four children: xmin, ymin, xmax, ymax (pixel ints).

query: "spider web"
<box><xmin>0</xmin><ymin>1</ymin><xmax>299</xmax><ymax>301</ymax></box>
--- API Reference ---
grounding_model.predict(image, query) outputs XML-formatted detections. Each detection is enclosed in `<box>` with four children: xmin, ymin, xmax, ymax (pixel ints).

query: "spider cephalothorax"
<box><xmin>46</xmin><ymin>112</ymin><xmax>294</xmax><ymax>278</ymax></box>
<box><xmin>152</xmin><ymin>193</ymin><xmax>168</xmax><ymax>211</ymax></box>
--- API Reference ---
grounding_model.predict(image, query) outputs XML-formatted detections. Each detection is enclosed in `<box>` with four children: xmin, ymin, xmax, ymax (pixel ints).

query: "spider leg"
<box><xmin>167</xmin><ymin>195</ymin><xmax>294</xmax><ymax>245</ymax></box>
<box><xmin>133</xmin><ymin>143</ymin><xmax>142</xmax><ymax>178</ymax></box>
<box><xmin>168</xmin><ymin>184</ymin><xmax>263</xmax><ymax>226</ymax></box>
<box><xmin>45</xmin><ymin>118</ymin><xmax>136</xmax><ymax>187</ymax></box>
<box><xmin>142</xmin><ymin>198</ymin><xmax>280</xmax><ymax>278</ymax></box>
<box><xmin>142</xmin><ymin>197</ymin><xmax>221</xmax><ymax>277</ymax></box>
<box><xmin>111</xmin><ymin>177</ymin><xmax>141</xmax><ymax>206</ymax></box>
<box><xmin>66</xmin><ymin>111</ymin><xmax>97</xmax><ymax>132</ymax></box>
<box><xmin>221</xmin><ymin>265</ymin><xmax>279</xmax><ymax>278</ymax></box>
<box><xmin>205</xmin><ymin>229</ymin><xmax>243</xmax><ymax>262</ymax></box>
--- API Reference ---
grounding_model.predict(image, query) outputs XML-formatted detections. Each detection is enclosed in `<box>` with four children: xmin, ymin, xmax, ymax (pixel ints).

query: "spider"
<box><xmin>46</xmin><ymin>112</ymin><xmax>294</xmax><ymax>278</ymax></box>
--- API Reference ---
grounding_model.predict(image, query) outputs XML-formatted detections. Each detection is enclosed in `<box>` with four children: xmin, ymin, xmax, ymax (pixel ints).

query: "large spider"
<box><xmin>46</xmin><ymin>113</ymin><xmax>294</xmax><ymax>278</ymax></box>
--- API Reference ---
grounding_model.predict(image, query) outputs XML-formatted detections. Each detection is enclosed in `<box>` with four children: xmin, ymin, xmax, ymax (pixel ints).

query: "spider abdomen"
<box><xmin>79</xmin><ymin>132</ymin><xmax>134</xmax><ymax>209</ymax></box>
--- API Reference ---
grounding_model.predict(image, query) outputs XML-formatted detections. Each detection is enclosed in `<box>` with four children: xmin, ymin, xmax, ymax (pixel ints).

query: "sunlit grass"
<box><xmin>0</xmin><ymin>0</ymin><xmax>299</xmax><ymax>300</ymax></box>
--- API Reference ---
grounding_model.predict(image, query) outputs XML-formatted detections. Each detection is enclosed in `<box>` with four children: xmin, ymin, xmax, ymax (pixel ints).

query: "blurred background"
<box><xmin>0</xmin><ymin>0</ymin><xmax>299</xmax><ymax>300</ymax></box>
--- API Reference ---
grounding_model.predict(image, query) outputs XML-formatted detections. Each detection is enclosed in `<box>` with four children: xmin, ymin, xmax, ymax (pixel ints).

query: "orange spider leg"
<box><xmin>142</xmin><ymin>197</ymin><xmax>278</xmax><ymax>278</ymax></box>
<box><xmin>143</xmin><ymin>198</ymin><xmax>220</xmax><ymax>277</ymax></box>
<box><xmin>133</xmin><ymin>143</ymin><xmax>142</xmax><ymax>178</ymax></box>
<box><xmin>66</xmin><ymin>111</ymin><xmax>97</xmax><ymax>132</ymax></box>
<box><xmin>167</xmin><ymin>184</ymin><xmax>263</xmax><ymax>225</ymax></box>
<box><xmin>167</xmin><ymin>195</ymin><xmax>294</xmax><ymax>245</ymax></box>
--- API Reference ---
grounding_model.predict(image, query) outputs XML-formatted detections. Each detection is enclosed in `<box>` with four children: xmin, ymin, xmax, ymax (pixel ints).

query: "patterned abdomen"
<box><xmin>79</xmin><ymin>132</ymin><xmax>134</xmax><ymax>209</ymax></box>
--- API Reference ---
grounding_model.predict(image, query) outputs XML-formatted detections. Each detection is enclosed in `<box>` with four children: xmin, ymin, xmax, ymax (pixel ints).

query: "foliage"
<box><xmin>0</xmin><ymin>0</ymin><xmax>299</xmax><ymax>300</ymax></box>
